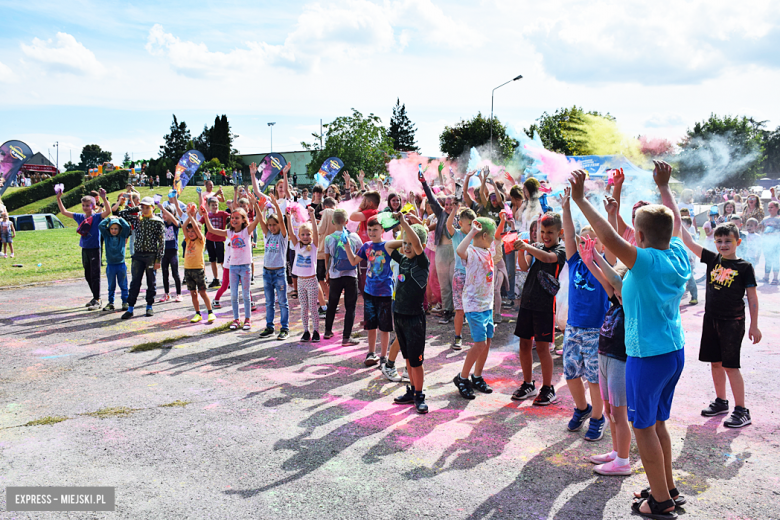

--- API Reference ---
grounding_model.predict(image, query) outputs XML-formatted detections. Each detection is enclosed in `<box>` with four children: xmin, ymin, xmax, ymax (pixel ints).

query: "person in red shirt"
<box><xmin>350</xmin><ymin>189</ymin><xmax>380</xmax><ymax>293</ymax></box>
<box><xmin>198</xmin><ymin>197</ymin><xmax>230</xmax><ymax>287</ymax></box>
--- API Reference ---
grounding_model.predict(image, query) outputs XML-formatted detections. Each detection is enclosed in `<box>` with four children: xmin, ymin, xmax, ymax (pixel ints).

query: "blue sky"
<box><xmin>2</xmin><ymin>0</ymin><xmax>779</xmax><ymax>168</ymax></box>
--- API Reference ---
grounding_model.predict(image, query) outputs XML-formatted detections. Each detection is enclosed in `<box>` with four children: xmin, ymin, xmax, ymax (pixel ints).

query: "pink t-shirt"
<box><xmin>292</xmin><ymin>242</ymin><xmax>317</xmax><ymax>277</ymax></box>
<box><xmin>227</xmin><ymin>228</ymin><xmax>253</xmax><ymax>266</ymax></box>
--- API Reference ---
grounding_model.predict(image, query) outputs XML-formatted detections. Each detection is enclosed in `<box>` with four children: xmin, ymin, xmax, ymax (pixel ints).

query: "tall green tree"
<box><xmin>388</xmin><ymin>98</ymin><xmax>419</xmax><ymax>152</ymax></box>
<box><xmin>524</xmin><ymin>106</ymin><xmax>611</xmax><ymax>156</ymax></box>
<box><xmin>122</xmin><ymin>152</ymin><xmax>131</xmax><ymax>167</ymax></box>
<box><xmin>439</xmin><ymin>112</ymin><xmax>516</xmax><ymax>165</ymax></box>
<box><xmin>159</xmin><ymin>114</ymin><xmax>191</xmax><ymax>162</ymax></box>
<box><xmin>302</xmin><ymin>109</ymin><xmax>399</xmax><ymax>180</ymax></box>
<box><xmin>78</xmin><ymin>144</ymin><xmax>112</xmax><ymax>170</ymax></box>
<box><xmin>762</xmin><ymin>126</ymin><xmax>780</xmax><ymax>175</ymax></box>
<box><xmin>675</xmin><ymin>114</ymin><xmax>764</xmax><ymax>188</ymax></box>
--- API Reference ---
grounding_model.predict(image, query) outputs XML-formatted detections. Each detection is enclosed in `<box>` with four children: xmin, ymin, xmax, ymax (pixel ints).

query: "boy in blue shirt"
<box><xmin>570</xmin><ymin>162</ymin><xmax>689</xmax><ymax>520</ymax></box>
<box><xmin>98</xmin><ymin>217</ymin><xmax>131</xmax><ymax>311</ymax></box>
<box><xmin>561</xmin><ymin>187</ymin><xmax>611</xmax><ymax>442</ymax></box>
<box><xmin>344</xmin><ymin>217</ymin><xmax>401</xmax><ymax>365</ymax></box>
<box><xmin>57</xmin><ymin>188</ymin><xmax>111</xmax><ymax>310</ymax></box>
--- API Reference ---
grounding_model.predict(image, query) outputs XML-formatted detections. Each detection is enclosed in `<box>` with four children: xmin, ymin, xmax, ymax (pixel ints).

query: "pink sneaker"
<box><xmin>589</xmin><ymin>452</ymin><xmax>616</xmax><ymax>464</ymax></box>
<box><xmin>593</xmin><ymin>460</ymin><xmax>631</xmax><ymax>476</ymax></box>
<box><xmin>174</xmin><ymin>294</ymin><xmax>183</xmax><ymax>302</ymax></box>
<box><xmin>158</xmin><ymin>294</ymin><xmax>171</xmax><ymax>303</ymax></box>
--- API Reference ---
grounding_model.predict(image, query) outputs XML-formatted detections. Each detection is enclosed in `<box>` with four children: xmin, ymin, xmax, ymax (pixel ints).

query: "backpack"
<box><xmin>77</xmin><ymin>216</ymin><xmax>94</xmax><ymax>238</ymax></box>
<box><xmin>332</xmin><ymin>232</ymin><xmax>357</xmax><ymax>272</ymax></box>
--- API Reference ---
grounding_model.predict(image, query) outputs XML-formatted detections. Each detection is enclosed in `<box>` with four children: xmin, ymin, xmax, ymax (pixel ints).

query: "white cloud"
<box><xmin>20</xmin><ymin>32</ymin><xmax>105</xmax><ymax>76</ymax></box>
<box><xmin>0</xmin><ymin>61</ymin><xmax>15</xmax><ymax>83</ymax></box>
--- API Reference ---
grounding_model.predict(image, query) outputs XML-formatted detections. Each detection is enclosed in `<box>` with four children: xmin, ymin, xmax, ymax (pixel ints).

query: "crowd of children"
<box><xmin>51</xmin><ymin>158</ymin><xmax>768</xmax><ymax>520</ymax></box>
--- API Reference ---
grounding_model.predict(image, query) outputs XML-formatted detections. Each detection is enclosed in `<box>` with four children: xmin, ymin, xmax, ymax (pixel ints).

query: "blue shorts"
<box><xmin>563</xmin><ymin>325</ymin><xmax>600</xmax><ymax>383</ymax></box>
<box><xmin>466</xmin><ymin>310</ymin><xmax>494</xmax><ymax>343</ymax></box>
<box><xmin>626</xmin><ymin>349</ymin><xmax>685</xmax><ymax>429</ymax></box>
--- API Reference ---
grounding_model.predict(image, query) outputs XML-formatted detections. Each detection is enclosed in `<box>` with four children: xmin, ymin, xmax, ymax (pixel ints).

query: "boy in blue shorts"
<box><xmin>561</xmin><ymin>187</ymin><xmax>611</xmax><ymax>441</ymax></box>
<box><xmin>344</xmin><ymin>216</ymin><xmax>401</xmax><ymax>366</ymax></box>
<box><xmin>453</xmin><ymin>217</ymin><xmax>497</xmax><ymax>400</ymax></box>
<box><xmin>571</xmin><ymin>162</ymin><xmax>689</xmax><ymax>519</ymax></box>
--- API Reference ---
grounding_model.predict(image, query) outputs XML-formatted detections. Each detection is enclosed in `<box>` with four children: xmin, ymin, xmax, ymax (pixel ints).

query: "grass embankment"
<box><xmin>1</xmin><ymin>186</ymin><xmax>262</xmax><ymax>287</ymax></box>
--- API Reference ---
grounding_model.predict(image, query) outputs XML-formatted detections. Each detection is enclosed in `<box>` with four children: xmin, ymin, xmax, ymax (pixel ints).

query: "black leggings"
<box><xmin>161</xmin><ymin>248</ymin><xmax>182</xmax><ymax>295</ymax></box>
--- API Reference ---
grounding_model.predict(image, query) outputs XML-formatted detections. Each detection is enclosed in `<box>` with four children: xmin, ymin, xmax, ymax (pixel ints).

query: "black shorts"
<box><xmin>699</xmin><ymin>313</ymin><xmax>745</xmax><ymax>369</ymax></box>
<box><xmin>206</xmin><ymin>240</ymin><xmax>224</xmax><ymax>264</ymax></box>
<box><xmin>184</xmin><ymin>268</ymin><xmax>207</xmax><ymax>292</ymax></box>
<box><xmin>394</xmin><ymin>313</ymin><xmax>426</xmax><ymax>368</ymax></box>
<box><xmin>317</xmin><ymin>259</ymin><xmax>327</xmax><ymax>282</ymax></box>
<box><xmin>287</xmin><ymin>247</ymin><xmax>297</xmax><ymax>280</ymax></box>
<box><xmin>364</xmin><ymin>294</ymin><xmax>393</xmax><ymax>332</ymax></box>
<box><xmin>514</xmin><ymin>307</ymin><xmax>555</xmax><ymax>343</ymax></box>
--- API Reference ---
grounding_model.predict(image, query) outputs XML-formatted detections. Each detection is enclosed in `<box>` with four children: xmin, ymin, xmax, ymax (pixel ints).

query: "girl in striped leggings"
<box><xmin>288</xmin><ymin>207</ymin><xmax>321</xmax><ymax>342</ymax></box>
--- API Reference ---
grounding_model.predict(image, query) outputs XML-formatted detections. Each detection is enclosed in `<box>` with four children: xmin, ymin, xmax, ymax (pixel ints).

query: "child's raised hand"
<box><xmin>652</xmin><ymin>160</ymin><xmax>672</xmax><ymax>187</ymax></box>
<box><xmin>579</xmin><ymin>236</ymin><xmax>596</xmax><ymax>264</ymax></box>
<box><xmin>358</xmin><ymin>170</ymin><xmax>365</xmax><ymax>182</ymax></box>
<box><xmin>98</xmin><ymin>187</ymin><xmax>106</xmax><ymax>198</ymax></box>
<box><xmin>569</xmin><ymin>170</ymin><xmax>587</xmax><ymax>201</ymax></box>
<box><xmin>603</xmin><ymin>195</ymin><xmax>618</xmax><ymax>215</ymax></box>
<box><xmin>249</xmin><ymin>162</ymin><xmax>258</xmax><ymax>176</ymax></box>
<box><xmin>307</xmin><ymin>206</ymin><xmax>316</xmax><ymax>217</ymax></box>
<box><xmin>471</xmin><ymin>220</ymin><xmax>483</xmax><ymax>232</ymax></box>
<box><xmin>282</xmin><ymin>163</ymin><xmax>292</xmax><ymax>175</ymax></box>
<box><xmin>268</xmin><ymin>192</ymin><xmax>277</xmax><ymax>204</ymax></box>
<box><xmin>558</xmin><ymin>186</ymin><xmax>571</xmax><ymax>210</ymax></box>
<box><xmin>612</xmin><ymin>168</ymin><xmax>625</xmax><ymax>188</ymax></box>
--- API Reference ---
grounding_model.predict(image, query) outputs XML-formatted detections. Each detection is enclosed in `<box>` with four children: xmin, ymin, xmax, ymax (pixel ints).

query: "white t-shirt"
<box><xmin>463</xmin><ymin>244</ymin><xmax>495</xmax><ymax>313</ymax></box>
<box><xmin>227</xmin><ymin>228</ymin><xmax>253</xmax><ymax>266</ymax></box>
<box><xmin>292</xmin><ymin>242</ymin><xmax>317</xmax><ymax>277</ymax></box>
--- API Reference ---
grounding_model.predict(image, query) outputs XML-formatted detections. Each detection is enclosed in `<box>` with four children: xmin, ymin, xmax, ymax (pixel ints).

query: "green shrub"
<box><xmin>2</xmin><ymin>170</ymin><xmax>85</xmax><ymax>211</ymax></box>
<box><xmin>40</xmin><ymin>169</ymin><xmax>129</xmax><ymax>215</ymax></box>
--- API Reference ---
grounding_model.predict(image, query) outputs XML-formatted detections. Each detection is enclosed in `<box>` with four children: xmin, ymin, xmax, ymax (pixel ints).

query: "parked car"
<box><xmin>9</xmin><ymin>214</ymin><xmax>65</xmax><ymax>231</ymax></box>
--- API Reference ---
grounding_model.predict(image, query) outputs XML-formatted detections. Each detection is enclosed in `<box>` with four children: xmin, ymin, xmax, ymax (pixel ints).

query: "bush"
<box><xmin>40</xmin><ymin>169</ymin><xmax>130</xmax><ymax>215</ymax></box>
<box><xmin>2</xmin><ymin>170</ymin><xmax>85</xmax><ymax>211</ymax></box>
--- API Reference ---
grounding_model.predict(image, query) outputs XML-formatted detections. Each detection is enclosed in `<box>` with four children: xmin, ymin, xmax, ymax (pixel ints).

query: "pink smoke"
<box><xmin>387</xmin><ymin>152</ymin><xmax>456</xmax><ymax>194</ymax></box>
<box><xmin>525</xmin><ymin>145</ymin><xmax>581</xmax><ymax>186</ymax></box>
<box><xmin>639</xmin><ymin>136</ymin><xmax>674</xmax><ymax>157</ymax></box>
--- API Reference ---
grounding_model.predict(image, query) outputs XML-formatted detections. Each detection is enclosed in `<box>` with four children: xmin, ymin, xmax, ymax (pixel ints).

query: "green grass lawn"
<box><xmin>1</xmin><ymin>186</ymin><xmax>263</xmax><ymax>287</ymax></box>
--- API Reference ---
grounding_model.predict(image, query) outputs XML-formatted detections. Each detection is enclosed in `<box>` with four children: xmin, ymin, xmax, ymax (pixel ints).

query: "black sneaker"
<box><xmin>318</xmin><ymin>308</ymin><xmax>327</xmax><ymax>319</ymax></box>
<box><xmin>145</xmin><ymin>307</ymin><xmax>154</xmax><ymax>317</ymax></box>
<box><xmin>122</xmin><ymin>302</ymin><xmax>129</xmax><ymax>311</ymax></box>
<box><xmin>277</xmin><ymin>328</ymin><xmax>289</xmax><ymax>340</ymax></box>
<box><xmin>102</xmin><ymin>303</ymin><xmax>115</xmax><ymax>312</ymax></box>
<box><xmin>724</xmin><ymin>406</ymin><xmax>751</xmax><ymax>428</ymax></box>
<box><xmin>311</xmin><ymin>331</ymin><xmax>321</xmax><ymax>342</ymax></box>
<box><xmin>533</xmin><ymin>385</ymin><xmax>558</xmax><ymax>406</ymax></box>
<box><xmin>452</xmin><ymin>336</ymin><xmax>463</xmax><ymax>350</ymax></box>
<box><xmin>209</xmin><ymin>279</ymin><xmax>221</xmax><ymax>288</ymax></box>
<box><xmin>511</xmin><ymin>381</ymin><xmax>537</xmax><ymax>401</ymax></box>
<box><xmin>438</xmin><ymin>311</ymin><xmax>453</xmax><ymax>324</ymax></box>
<box><xmin>453</xmin><ymin>375</ymin><xmax>475</xmax><ymax>400</ymax></box>
<box><xmin>393</xmin><ymin>386</ymin><xmax>415</xmax><ymax>405</ymax></box>
<box><xmin>259</xmin><ymin>326</ymin><xmax>275</xmax><ymax>338</ymax></box>
<box><xmin>702</xmin><ymin>397</ymin><xmax>729</xmax><ymax>417</ymax></box>
<box><xmin>471</xmin><ymin>375</ymin><xmax>493</xmax><ymax>394</ymax></box>
<box><xmin>323</xmin><ymin>331</ymin><xmax>334</xmax><ymax>339</ymax></box>
<box><xmin>364</xmin><ymin>352</ymin><xmax>380</xmax><ymax>366</ymax></box>
<box><xmin>300</xmin><ymin>331</ymin><xmax>311</xmax><ymax>342</ymax></box>
<box><xmin>250</xmin><ymin>276</ymin><xmax>255</xmax><ymax>285</ymax></box>
<box><xmin>121</xmin><ymin>311</ymin><xmax>134</xmax><ymax>320</ymax></box>
<box><xmin>415</xmin><ymin>393</ymin><xmax>429</xmax><ymax>414</ymax></box>
<box><xmin>85</xmin><ymin>298</ymin><xmax>96</xmax><ymax>308</ymax></box>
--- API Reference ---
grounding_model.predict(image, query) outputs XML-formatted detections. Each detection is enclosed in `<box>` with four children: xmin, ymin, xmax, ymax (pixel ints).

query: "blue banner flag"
<box><xmin>313</xmin><ymin>157</ymin><xmax>344</xmax><ymax>188</ymax></box>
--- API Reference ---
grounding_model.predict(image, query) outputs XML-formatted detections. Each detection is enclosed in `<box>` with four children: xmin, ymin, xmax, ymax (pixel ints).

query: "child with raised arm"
<box><xmin>198</xmin><ymin>196</ymin><xmax>230</xmax><ymax>288</ymax></box>
<box><xmin>511</xmin><ymin>213</ymin><xmax>567</xmax><ymax>406</ymax></box>
<box><xmin>453</xmin><ymin>217</ymin><xmax>497</xmax><ymax>400</ymax></box>
<box><xmin>570</xmin><ymin>162</ymin><xmax>689</xmax><ymax>519</ymax></box>
<box><xmin>577</xmin><ymin>204</ymin><xmax>632</xmax><ymax>476</ymax></box>
<box><xmin>288</xmin><ymin>206</ymin><xmax>321</xmax><ymax>342</ymax></box>
<box><xmin>681</xmin><ymin>221</ymin><xmax>761</xmax><ymax>428</ymax></box>
<box><xmin>98</xmin><ymin>216</ymin><xmax>131</xmax><ymax>312</ymax></box>
<box><xmin>343</xmin><ymin>216</ymin><xmax>401</xmax><ymax>365</ymax></box>
<box><xmin>156</xmin><ymin>200</ymin><xmax>183</xmax><ymax>303</ymax></box>
<box><xmin>447</xmin><ymin>204</ymin><xmax>476</xmax><ymax>350</ymax></box>
<box><xmin>257</xmin><ymin>193</ymin><xmax>290</xmax><ymax>339</ymax></box>
<box><xmin>182</xmin><ymin>207</ymin><xmax>215</xmax><ymax>323</ymax></box>
<box><xmin>57</xmin><ymin>188</ymin><xmax>111</xmax><ymax>309</ymax></box>
<box><xmin>387</xmin><ymin>214</ymin><xmax>430</xmax><ymax>414</ymax></box>
<box><xmin>205</xmin><ymin>195</ymin><xmax>261</xmax><ymax>330</ymax></box>
<box><xmin>560</xmin><ymin>187</ymin><xmax>609</xmax><ymax>441</ymax></box>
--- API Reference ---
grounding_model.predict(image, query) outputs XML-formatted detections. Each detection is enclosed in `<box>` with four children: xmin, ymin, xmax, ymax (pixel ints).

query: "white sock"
<box><xmin>610</xmin><ymin>450</ymin><xmax>618</xmax><ymax>459</ymax></box>
<box><xmin>615</xmin><ymin>456</ymin><xmax>629</xmax><ymax>467</ymax></box>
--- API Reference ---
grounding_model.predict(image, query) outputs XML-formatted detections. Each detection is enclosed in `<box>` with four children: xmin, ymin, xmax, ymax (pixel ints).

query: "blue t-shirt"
<box><xmin>566</xmin><ymin>252</ymin><xmax>610</xmax><ymax>329</ymax></box>
<box><xmin>358</xmin><ymin>241</ymin><xmax>394</xmax><ymax>297</ymax></box>
<box><xmin>622</xmin><ymin>237</ymin><xmax>690</xmax><ymax>358</ymax></box>
<box><xmin>164</xmin><ymin>221</ymin><xmax>179</xmax><ymax>250</ymax></box>
<box><xmin>452</xmin><ymin>229</ymin><xmax>469</xmax><ymax>275</ymax></box>
<box><xmin>73</xmin><ymin>213</ymin><xmax>103</xmax><ymax>249</ymax></box>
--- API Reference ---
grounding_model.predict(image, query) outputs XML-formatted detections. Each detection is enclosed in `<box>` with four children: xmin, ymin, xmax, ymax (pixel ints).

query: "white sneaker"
<box><xmin>380</xmin><ymin>362</ymin><xmax>403</xmax><ymax>382</ymax></box>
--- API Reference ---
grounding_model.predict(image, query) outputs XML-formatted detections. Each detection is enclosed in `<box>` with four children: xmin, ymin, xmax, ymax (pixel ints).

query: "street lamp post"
<box><xmin>53</xmin><ymin>141</ymin><xmax>59</xmax><ymax>173</ymax></box>
<box><xmin>268</xmin><ymin>122</ymin><xmax>276</xmax><ymax>152</ymax></box>
<box><xmin>490</xmin><ymin>74</ymin><xmax>523</xmax><ymax>161</ymax></box>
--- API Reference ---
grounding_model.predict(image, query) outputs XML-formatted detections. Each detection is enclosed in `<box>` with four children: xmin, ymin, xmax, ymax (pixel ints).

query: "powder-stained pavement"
<box><xmin>1</xmin><ymin>263</ymin><xmax>779</xmax><ymax>519</ymax></box>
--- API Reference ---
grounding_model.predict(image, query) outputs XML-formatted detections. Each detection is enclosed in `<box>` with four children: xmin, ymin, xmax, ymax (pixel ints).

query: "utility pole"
<box><xmin>268</xmin><ymin>122</ymin><xmax>276</xmax><ymax>152</ymax></box>
<box><xmin>320</xmin><ymin>119</ymin><xmax>323</xmax><ymax>149</ymax></box>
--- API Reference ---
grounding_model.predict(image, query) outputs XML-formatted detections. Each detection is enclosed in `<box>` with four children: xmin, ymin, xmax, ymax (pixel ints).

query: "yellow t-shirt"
<box><xmin>184</xmin><ymin>236</ymin><xmax>205</xmax><ymax>269</ymax></box>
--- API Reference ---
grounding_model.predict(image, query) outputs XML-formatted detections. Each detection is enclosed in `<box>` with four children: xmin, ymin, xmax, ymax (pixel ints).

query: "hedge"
<box><xmin>2</xmin><ymin>170</ymin><xmax>85</xmax><ymax>211</ymax></box>
<box><xmin>40</xmin><ymin>169</ymin><xmax>130</xmax><ymax>215</ymax></box>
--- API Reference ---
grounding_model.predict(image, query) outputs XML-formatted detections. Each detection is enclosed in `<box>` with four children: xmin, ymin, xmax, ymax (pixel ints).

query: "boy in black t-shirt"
<box><xmin>387</xmin><ymin>214</ymin><xmax>430</xmax><ymax>414</ymax></box>
<box><xmin>512</xmin><ymin>213</ymin><xmax>567</xmax><ymax>406</ymax></box>
<box><xmin>682</xmin><ymin>222</ymin><xmax>762</xmax><ymax>428</ymax></box>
